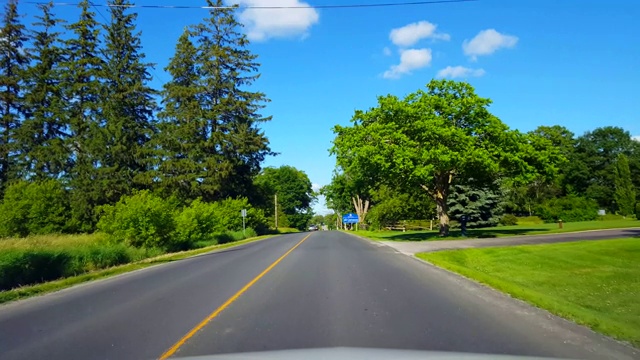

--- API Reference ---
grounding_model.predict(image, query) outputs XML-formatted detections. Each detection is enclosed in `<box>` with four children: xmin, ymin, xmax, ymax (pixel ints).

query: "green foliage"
<box><xmin>536</xmin><ymin>196</ymin><xmax>598</xmax><ymax>223</ymax></box>
<box><xmin>17</xmin><ymin>3</ymin><xmax>69</xmax><ymax>180</ymax></box>
<box><xmin>97</xmin><ymin>191</ymin><xmax>177</xmax><ymax>250</ymax></box>
<box><xmin>635</xmin><ymin>203</ymin><xmax>640</xmax><ymax>219</ymax></box>
<box><xmin>99</xmin><ymin>0</ymin><xmax>157</xmax><ymax>204</ymax></box>
<box><xmin>0</xmin><ymin>180</ymin><xmax>71</xmax><ymax>237</ymax></box>
<box><xmin>516</xmin><ymin>216</ymin><xmax>544</xmax><ymax>225</ymax></box>
<box><xmin>254</xmin><ymin>166</ymin><xmax>314</xmax><ymax>230</ymax></box>
<box><xmin>614</xmin><ymin>154</ymin><xmax>636</xmax><ymax>216</ymax></box>
<box><xmin>207</xmin><ymin>198</ymin><xmax>268</xmax><ymax>234</ymax></box>
<box><xmin>366</xmin><ymin>185</ymin><xmax>435</xmax><ymax>229</ymax></box>
<box><xmin>500</xmin><ymin>214</ymin><xmax>518</xmax><ymax>226</ymax></box>
<box><xmin>331</xmin><ymin>80</ymin><xmax>557</xmax><ymax>236</ymax></box>
<box><xmin>172</xmin><ymin>199</ymin><xmax>217</xmax><ymax>250</ymax></box>
<box><xmin>0</xmin><ymin>0</ymin><xmax>29</xmax><ymax>194</ymax></box>
<box><xmin>448</xmin><ymin>184</ymin><xmax>505</xmax><ymax>228</ymax></box>
<box><xmin>156</xmin><ymin>1</ymin><xmax>272</xmax><ymax>203</ymax></box>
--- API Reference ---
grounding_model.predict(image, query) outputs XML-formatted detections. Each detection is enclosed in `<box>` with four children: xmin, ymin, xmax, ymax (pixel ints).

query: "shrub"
<box><xmin>97</xmin><ymin>191</ymin><xmax>177</xmax><ymax>250</ymax></box>
<box><xmin>0</xmin><ymin>180</ymin><xmax>71</xmax><ymax>238</ymax></box>
<box><xmin>173</xmin><ymin>199</ymin><xmax>217</xmax><ymax>250</ymax></box>
<box><xmin>208</xmin><ymin>198</ymin><xmax>268</xmax><ymax>234</ymax></box>
<box><xmin>536</xmin><ymin>196</ymin><xmax>598</xmax><ymax>223</ymax></box>
<box><xmin>636</xmin><ymin>203</ymin><xmax>640</xmax><ymax>220</ymax></box>
<box><xmin>596</xmin><ymin>214</ymin><xmax>628</xmax><ymax>221</ymax></box>
<box><xmin>499</xmin><ymin>214</ymin><xmax>518</xmax><ymax>226</ymax></box>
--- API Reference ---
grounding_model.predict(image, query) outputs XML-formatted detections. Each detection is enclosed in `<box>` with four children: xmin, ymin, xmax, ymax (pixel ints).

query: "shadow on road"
<box><xmin>382</xmin><ymin>228</ymin><xmax>551</xmax><ymax>242</ymax></box>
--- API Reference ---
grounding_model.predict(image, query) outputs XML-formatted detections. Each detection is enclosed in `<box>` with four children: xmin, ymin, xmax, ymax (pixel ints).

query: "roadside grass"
<box><xmin>417</xmin><ymin>238</ymin><xmax>640</xmax><ymax>347</ymax></box>
<box><xmin>356</xmin><ymin>219</ymin><xmax>640</xmax><ymax>242</ymax></box>
<box><xmin>0</xmin><ymin>234</ymin><xmax>277</xmax><ymax>305</ymax></box>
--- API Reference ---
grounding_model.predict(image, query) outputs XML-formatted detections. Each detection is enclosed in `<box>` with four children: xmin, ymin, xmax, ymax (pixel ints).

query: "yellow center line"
<box><xmin>158</xmin><ymin>233</ymin><xmax>313</xmax><ymax>360</ymax></box>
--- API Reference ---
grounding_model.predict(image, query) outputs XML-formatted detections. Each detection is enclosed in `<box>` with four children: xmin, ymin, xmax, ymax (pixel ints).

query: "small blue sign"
<box><xmin>343</xmin><ymin>213</ymin><xmax>359</xmax><ymax>224</ymax></box>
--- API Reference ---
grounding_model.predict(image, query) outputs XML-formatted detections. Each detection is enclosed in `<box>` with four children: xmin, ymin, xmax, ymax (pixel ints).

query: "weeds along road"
<box><xmin>0</xmin><ymin>231</ymin><xmax>637</xmax><ymax>360</ymax></box>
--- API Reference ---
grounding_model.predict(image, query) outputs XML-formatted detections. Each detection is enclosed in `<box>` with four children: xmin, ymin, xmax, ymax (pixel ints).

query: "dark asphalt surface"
<box><xmin>382</xmin><ymin>227</ymin><xmax>640</xmax><ymax>254</ymax></box>
<box><xmin>1</xmin><ymin>231</ymin><xmax>638</xmax><ymax>360</ymax></box>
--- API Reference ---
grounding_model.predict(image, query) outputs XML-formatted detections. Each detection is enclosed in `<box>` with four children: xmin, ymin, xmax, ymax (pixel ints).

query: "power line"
<box><xmin>24</xmin><ymin>0</ymin><xmax>477</xmax><ymax>10</ymax></box>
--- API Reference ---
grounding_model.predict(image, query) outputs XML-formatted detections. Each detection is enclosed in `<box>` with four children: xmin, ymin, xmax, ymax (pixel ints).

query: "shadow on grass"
<box><xmin>380</xmin><ymin>228</ymin><xmax>552</xmax><ymax>242</ymax></box>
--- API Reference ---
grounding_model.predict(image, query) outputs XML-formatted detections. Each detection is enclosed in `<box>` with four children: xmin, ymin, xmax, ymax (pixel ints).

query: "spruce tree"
<box><xmin>0</xmin><ymin>0</ymin><xmax>29</xmax><ymax>194</ymax></box>
<box><xmin>100</xmin><ymin>0</ymin><xmax>156</xmax><ymax>203</ymax></box>
<box><xmin>162</xmin><ymin>0</ymin><xmax>272</xmax><ymax>201</ymax></box>
<box><xmin>448</xmin><ymin>184</ymin><xmax>505</xmax><ymax>228</ymax></box>
<box><xmin>63</xmin><ymin>0</ymin><xmax>105</xmax><ymax>230</ymax></box>
<box><xmin>155</xmin><ymin>29</ymin><xmax>203</xmax><ymax>202</ymax></box>
<box><xmin>18</xmin><ymin>2</ymin><xmax>68</xmax><ymax>180</ymax></box>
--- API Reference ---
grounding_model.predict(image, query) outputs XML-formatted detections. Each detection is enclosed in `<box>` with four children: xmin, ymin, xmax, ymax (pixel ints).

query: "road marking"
<box><xmin>158</xmin><ymin>233</ymin><xmax>312</xmax><ymax>360</ymax></box>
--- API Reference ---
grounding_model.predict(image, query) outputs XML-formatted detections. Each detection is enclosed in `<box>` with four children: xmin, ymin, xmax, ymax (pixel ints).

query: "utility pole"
<box><xmin>274</xmin><ymin>194</ymin><xmax>278</xmax><ymax>230</ymax></box>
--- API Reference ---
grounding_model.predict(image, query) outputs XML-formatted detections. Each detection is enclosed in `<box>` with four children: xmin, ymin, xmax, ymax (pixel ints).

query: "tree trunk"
<box><xmin>352</xmin><ymin>195</ymin><xmax>370</xmax><ymax>226</ymax></box>
<box><xmin>435</xmin><ymin>191</ymin><xmax>450</xmax><ymax>236</ymax></box>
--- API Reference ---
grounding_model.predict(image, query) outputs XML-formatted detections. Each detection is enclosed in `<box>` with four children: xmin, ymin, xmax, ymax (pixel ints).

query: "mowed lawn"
<box><xmin>358</xmin><ymin>219</ymin><xmax>640</xmax><ymax>242</ymax></box>
<box><xmin>417</xmin><ymin>239</ymin><xmax>640</xmax><ymax>346</ymax></box>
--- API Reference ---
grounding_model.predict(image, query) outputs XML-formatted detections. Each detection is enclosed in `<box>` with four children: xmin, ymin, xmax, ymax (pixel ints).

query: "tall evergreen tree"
<box><xmin>159</xmin><ymin>0</ymin><xmax>272</xmax><ymax>202</ymax></box>
<box><xmin>0</xmin><ymin>0</ymin><xmax>29</xmax><ymax>194</ymax></box>
<box><xmin>614</xmin><ymin>154</ymin><xmax>636</xmax><ymax>216</ymax></box>
<box><xmin>100</xmin><ymin>0</ymin><xmax>156</xmax><ymax>204</ymax></box>
<box><xmin>18</xmin><ymin>2</ymin><xmax>68</xmax><ymax>180</ymax></box>
<box><xmin>155</xmin><ymin>29</ymin><xmax>203</xmax><ymax>202</ymax></box>
<box><xmin>63</xmin><ymin>0</ymin><xmax>105</xmax><ymax>230</ymax></box>
<box><xmin>448</xmin><ymin>184</ymin><xmax>505</xmax><ymax>228</ymax></box>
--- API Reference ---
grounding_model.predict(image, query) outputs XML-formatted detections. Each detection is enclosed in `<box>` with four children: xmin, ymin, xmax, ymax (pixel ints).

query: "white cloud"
<box><xmin>383</xmin><ymin>46</ymin><xmax>392</xmax><ymax>56</ymax></box>
<box><xmin>312</xmin><ymin>183</ymin><xmax>322</xmax><ymax>192</ymax></box>
<box><xmin>231</xmin><ymin>0</ymin><xmax>319</xmax><ymax>41</ymax></box>
<box><xmin>632</xmin><ymin>135</ymin><xmax>640</xmax><ymax>142</ymax></box>
<box><xmin>437</xmin><ymin>66</ymin><xmax>486</xmax><ymax>79</ymax></box>
<box><xmin>383</xmin><ymin>48</ymin><xmax>432</xmax><ymax>79</ymax></box>
<box><xmin>389</xmin><ymin>21</ymin><xmax>450</xmax><ymax>47</ymax></box>
<box><xmin>463</xmin><ymin>29</ymin><xmax>518</xmax><ymax>60</ymax></box>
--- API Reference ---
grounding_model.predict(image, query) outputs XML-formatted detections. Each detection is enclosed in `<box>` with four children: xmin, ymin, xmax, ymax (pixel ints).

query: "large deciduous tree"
<box><xmin>254</xmin><ymin>166</ymin><xmax>314</xmax><ymax>230</ymax></box>
<box><xmin>332</xmin><ymin>80</ymin><xmax>557</xmax><ymax>236</ymax></box>
<box><xmin>0</xmin><ymin>0</ymin><xmax>29</xmax><ymax>194</ymax></box>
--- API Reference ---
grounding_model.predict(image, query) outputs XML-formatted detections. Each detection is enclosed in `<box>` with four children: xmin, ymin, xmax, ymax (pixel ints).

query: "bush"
<box><xmin>208</xmin><ymin>198</ymin><xmax>268</xmax><ymax>235</ymax></box>
<box><xmin>536</xmin><ymin>196</ymin><xmax>598</xmax><ymax>223</ymax></box>
<box><xmin>636</xmin><ymin>203</ymin><xmax>640</xmax><ymax>220</ymax></box>
<box><xmin>0</xmin><ymin>180</ymin><xmax>71</xmax><ymax>238</ymax></box>
<box><xmin>499</xmin><ymin>214</ymin><xmax>518</xmax><ymax>226</ymax></box>
<box><xmin>173</xmin><ymin>199</ymin><xmax>217</xmax><ymax>250</ymax></box>
<box><xmin>97</xmin><ymin>191</ymin><xmax>177</xmax><ymax>250</ymax></box>
<box><xmin>596</xmin><ymin>214</ymin><xmax>628</xmax><ymax>221</ymax></box>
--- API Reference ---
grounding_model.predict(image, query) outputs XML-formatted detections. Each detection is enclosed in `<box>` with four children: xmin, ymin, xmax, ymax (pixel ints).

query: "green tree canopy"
<box><xmin>332</xmin><ymin>80</ymin><xmax>560</xmax><ymax>235</ymax></box>
<box><xmin>614</xmin><ymin>154</ymin><xmax>636</xmax><ymax>216</ymax></box>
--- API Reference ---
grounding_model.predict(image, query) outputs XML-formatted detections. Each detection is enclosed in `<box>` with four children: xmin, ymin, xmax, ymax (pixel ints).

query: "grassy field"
<box><xmin>356</xmin><ymin>219</ymin><xmax>640</xmax><ymax>242</ymax></box>
<box><xmin>0</xmin><ymin>231</ymin><xmax>296</xmax><ymax>304</ymax></box>
<box><xmin>417</xmin><ymin>239</ymin><xmax>640</xmax><ymax>346</ymax></box>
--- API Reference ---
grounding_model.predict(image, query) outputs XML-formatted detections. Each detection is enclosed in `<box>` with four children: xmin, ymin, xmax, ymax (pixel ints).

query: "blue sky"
<box><xmin>16</xmin><ymin>0</ymin><xmax>640</xmax><ymax>214</ymax></box>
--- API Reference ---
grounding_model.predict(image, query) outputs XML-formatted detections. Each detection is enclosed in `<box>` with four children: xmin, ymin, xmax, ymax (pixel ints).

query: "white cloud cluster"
<box><xmin>312</xmin><ymin>183</ymin><xmax>322</xmax><ymax>192</ymax></box>
<box><xmin>463</xmin><ymin>29</ymin><xmax>518</xmax><ymax>60</ymax></box>
<box><xmin>383</xmin><ymin>48</ymin><xmax>432</xmax><ymax>79</ymax></box>
<box><xmin>231</xmin><ymin>0</ymin><xmax>319</xmax><ymax>41</ymax></box>
<box><xmin>389</xmin><ymin>21</ymin><xmax>450</xmax><ymax>47</ymax></box>
<box><xmin>437</xmin><ymin>66</ymin><xmax>485</xmax><ymax>79</ymax></box>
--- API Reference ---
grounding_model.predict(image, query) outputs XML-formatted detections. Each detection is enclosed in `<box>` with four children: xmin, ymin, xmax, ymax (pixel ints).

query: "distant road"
<box><xmin>381</xmin><ymin>227</ymin><xmax>640</xmax><ymax>255</ymax></box>
<box><xmin>0</xmin><ymin>231</ymin><xmax>637</xmax><ymax>360</ymax></box>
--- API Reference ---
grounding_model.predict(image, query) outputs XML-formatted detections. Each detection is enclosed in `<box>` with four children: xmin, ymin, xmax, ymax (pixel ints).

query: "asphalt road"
<box><xmin>0</xmin><ymin>231</ymin><xmax>638</xmax><ymax>360</ymax></box>
<box><xmin>382</xmin><ymin>227</ymin><xmax>640</xmax><ymax>254</ymax></box>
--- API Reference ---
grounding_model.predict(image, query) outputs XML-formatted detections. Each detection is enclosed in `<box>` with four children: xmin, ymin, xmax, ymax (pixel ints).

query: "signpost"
<box><xmin>342</xmin><ymin>213</ymin><xmax>359</xmax><ymax>230</ymax></box>
<box><xmin>241</xmin><ymin>209</ymin><xmax>247</xmax><ymax>235</ymax></box>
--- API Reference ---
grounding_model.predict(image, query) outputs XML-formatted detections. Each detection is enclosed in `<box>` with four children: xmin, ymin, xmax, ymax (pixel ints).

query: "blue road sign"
<box><xmin>343</xmin><ymin>213</ymin><xmax>359</xmax><ymax>224</ymax></box>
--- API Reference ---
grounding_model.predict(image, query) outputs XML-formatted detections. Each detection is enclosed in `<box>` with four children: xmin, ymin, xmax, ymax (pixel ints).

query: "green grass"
<box><xmin>356</xmin><ymin>219</ymin><xmax>640</xmax><ymax>242</ymax></box>
<box><xmin>0</xmin><ymin>234</ymin><xmax>274</xmax><ymax>304</ymax></box>
<box><xmin>417</xmin><ymin>239</ymin><xmax>640</xmax><ymax>346</ymax></box>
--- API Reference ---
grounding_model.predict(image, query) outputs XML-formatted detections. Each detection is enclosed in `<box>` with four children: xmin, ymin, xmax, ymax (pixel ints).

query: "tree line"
<box><xmin>324</xmin><ymin>80</ymin><xmax>639</xmax><ymax>235</ymax></box>
<box><xmin>0</xmin><ymin>0</ymin><xmax>314</xmax><ymax>236</ymax></box>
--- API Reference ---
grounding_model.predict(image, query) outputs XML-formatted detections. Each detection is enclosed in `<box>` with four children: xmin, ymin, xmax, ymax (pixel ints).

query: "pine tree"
<box><xmin>18</xmin><ymin>2</ymin><xmax>68</xmax><ymax>180</ymax></box>
<box><xmin>160</xmin><ymin>0</ymin><xmax>272</xmax><ymax>202</ymax></box>
<box><xmin>62</xmin><ymin>0</ymin><xmax>105</xmax><ymax>230</ymax></box>
<box><xmin>155</xmin><ymin>29</ymin><xmax>203</xmax><ymax>202</ymax></box>
<box><xmin>614</xmin><ymin>154</ymin><xmax>636</xmax><ymax>216</ymax></box>
<box><xmin>0</xmin><ymin>0</ymin><xmax>29</xmax><ymax>194</ymax></box>
<box><xmin>100</xmin><ymin>0</ymin><xmax>156</xmax><ymax>203</ymax></box>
